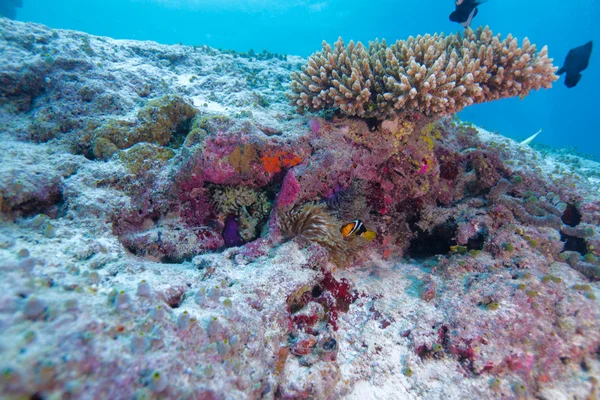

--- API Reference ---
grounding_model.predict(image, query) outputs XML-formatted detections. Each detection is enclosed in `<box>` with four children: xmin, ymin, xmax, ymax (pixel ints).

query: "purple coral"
<box><xmin>223</xmin><ymin>214</ymin><xmax>243</xmax><ymax>247</ymax></box>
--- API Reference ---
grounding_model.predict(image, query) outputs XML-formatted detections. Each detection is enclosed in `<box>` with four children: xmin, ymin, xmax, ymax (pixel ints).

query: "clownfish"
<box><xmin>340</xmin><ymin>220</ymin><xmax>377</xmax><ymax>241</ymax></box>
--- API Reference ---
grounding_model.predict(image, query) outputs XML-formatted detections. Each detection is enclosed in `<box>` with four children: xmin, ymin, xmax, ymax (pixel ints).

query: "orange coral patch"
<box><xmin>281</xmin><ymin>154</ymin><xmax>302</xmax><ymax>168</ymax></box>
<box><xmin>261</xmin><ymin>153</ymin><xmax>282</xmax><ymax>174</ymax></box>
<box><xmin>261</xmin><ymin>151</ymin><xmax>302</xmax><ymax>174</ymax></box>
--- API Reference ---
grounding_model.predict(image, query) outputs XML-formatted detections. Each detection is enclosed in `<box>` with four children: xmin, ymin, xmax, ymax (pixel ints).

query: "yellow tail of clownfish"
<box><xmin>361</xmin><ymin>230</ymin><xmax>377</xmax><ymax>241</ymax></box>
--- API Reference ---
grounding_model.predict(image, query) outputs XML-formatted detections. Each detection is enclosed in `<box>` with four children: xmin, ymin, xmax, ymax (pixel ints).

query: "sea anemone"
<box><xmin>278</xmin><ymin>202</ymin><xmax>350</xmax><ymax>265</ymax></box>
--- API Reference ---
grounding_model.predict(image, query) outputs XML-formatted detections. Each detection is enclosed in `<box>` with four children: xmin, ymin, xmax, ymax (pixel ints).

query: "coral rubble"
<box><xmin>0</xmin><ymin>17</ymin><xmax>599</xmax><ymax>400</ymax></box>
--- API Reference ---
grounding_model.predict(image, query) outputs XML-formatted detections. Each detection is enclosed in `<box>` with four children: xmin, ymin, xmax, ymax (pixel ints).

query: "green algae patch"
<box><xmin>118</xmin><ymin>143</ymin><xmax>175</xmax><ymax>175</ymax></box>
<box><xmin>183</xmin><ymin>114</ymin><xmax>233</xmax><ymax>147</ymax></box>
<box><xmin>404</xmin><ymin>275</ymin><xmax>425</xmax><ymax>298</ymax></box>
<box><xmin>79</xmin><ymin>95</ymin><xmax>197</xmax><ymax>160</ymax></box>
<box><xmin>183</xmin><ymin>115</ymin><xmax>212</xmax><ymax>147</ymax></box>
<box><xmin>93</xmin><ymin>136</ymin><xmax>120</xmax><ymax>160</ymax></box>
<box><xmin>136</xmin><ymin>95</ymin><xmax>197</xmax><ymax>148</ymax></box>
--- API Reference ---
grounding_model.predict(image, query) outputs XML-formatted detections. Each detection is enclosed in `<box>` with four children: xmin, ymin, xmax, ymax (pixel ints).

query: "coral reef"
<box><xmin>290</xmin><ymin>27</ymin><xmax>557</xmax><ymax>119</ymax></box>
<box><xmin>0</xmin><ymin>17</ymin><xmax>599</xmax><ymax>400</ymax></box>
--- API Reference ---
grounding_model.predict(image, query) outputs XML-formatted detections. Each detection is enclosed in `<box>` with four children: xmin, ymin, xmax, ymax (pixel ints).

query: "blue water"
<box><xmin>11</xmin><ymin>0</ymin><xmax>600</xmax><ymax>159</ymax></box>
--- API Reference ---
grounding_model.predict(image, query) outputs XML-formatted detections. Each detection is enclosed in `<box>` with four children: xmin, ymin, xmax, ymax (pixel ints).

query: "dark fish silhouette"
<box><xmin>449</xmin><ymin>0</ymin><xmax>489</xmax><ymax>28</ymax></box>
<box><xmin>558</xmin><ymin>41</ymin><xmax>593</xmax><ymax>88</ymax></box>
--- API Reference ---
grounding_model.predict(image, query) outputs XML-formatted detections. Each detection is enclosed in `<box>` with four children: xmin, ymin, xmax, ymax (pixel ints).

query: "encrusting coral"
<box><xmin>290</xmin><ymin>27</ymin><xmax>557</xmax><ymax>119</ymax></box>
<box><xmin>210</xmin><ymin>185</ymin><xmax>272</xmax><ymax>242</ymax></box>
<box><xmin>77</xmin><ymin>95</ymin><xmax>197</xmax><ymax>160</ymax></box>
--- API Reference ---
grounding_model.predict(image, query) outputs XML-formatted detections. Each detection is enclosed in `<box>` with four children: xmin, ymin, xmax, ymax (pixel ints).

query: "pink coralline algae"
<box><xmin>276</xmin><ymin>170</ymin><xmax>301</xmax><ymax>209</ymax></box>
<box><xmin>308</xmin><ymin>118</ymin><xmax>321</xmax><ymax>135</ymax></box>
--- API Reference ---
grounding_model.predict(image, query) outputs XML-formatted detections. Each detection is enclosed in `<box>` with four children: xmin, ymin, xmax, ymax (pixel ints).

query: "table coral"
<box><xmin>290</xmin><ymin>27</ymin><xmax>557</xmax><ymax>119</ymax></box>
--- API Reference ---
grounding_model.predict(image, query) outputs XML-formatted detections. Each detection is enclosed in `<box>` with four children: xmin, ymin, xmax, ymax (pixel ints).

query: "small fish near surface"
<box><xmin>449</xmin><ymin>0</ymin><xmax>489</xmax><ymax>28</ymax></box>
<box><xmin>340</xmin><ymin>220</ymin><xmax>377</xmax><ymax>241</ymax></box>
<box><xmin>558</xmin><ymin>41</ymin><xmax>593</xmax><ymax>88</ymax></box>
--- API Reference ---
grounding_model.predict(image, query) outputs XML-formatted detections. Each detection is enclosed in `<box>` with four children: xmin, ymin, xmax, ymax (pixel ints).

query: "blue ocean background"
<box><xmin>13</xmin><ymin>0</ymin><xmax>600</xmax><ymax>159</ymax></box>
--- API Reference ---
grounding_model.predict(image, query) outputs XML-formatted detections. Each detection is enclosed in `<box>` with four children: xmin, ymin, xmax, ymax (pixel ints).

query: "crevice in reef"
<box><xmin>466</xmin><ymin>231</ymin><xmax>487</xmax><ymax>251</ymax></box>
<box><xmin>561</xmin><ymin>203</ymin><xmax>582</xmax><ymax>227</ymax></box>
<box><xmin>166</xmin><ymin>116</ymin><xmax>194</xmax><ymax>149</ymax></box>
<box><xmin>364</xmin><ymin>117</ymin><xmax>380</xmax><ymax>131</ymax></box>
<box><xmin>561</xmin><ymin>231</ymin><xmax>588</xmax><ymax>255</ymax></box>
<box><xmin>407</xmin><ymin>220</ymin><xmax>458</xmax><ymax>258</ymax></box>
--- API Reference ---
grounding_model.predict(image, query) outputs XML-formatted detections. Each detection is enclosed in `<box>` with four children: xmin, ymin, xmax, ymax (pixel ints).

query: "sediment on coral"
<box><xmin>290</xmin><ymin>26</ymin><xmax>557</xmax><ymax>119</ymax></box>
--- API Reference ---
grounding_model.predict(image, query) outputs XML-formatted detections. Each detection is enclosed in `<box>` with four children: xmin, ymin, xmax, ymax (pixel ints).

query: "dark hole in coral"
<box><xmin>311</xmin><ymin>285</ymin><xmax>323</xmax><ymax>298</ymax></box>
<box><xmin>364</xmin><ymin>117</ymin><xmax>380</xmax><ymax>131</ymax></box>
<box><xmin>265</xmin><ymin>181</ymin><xmax>281</xmax><ymax>202</ymax></box>
<box><xmin>167</xmin><ymin>117</ymin><xmax>194</xmax><ymax>149</ymax></box>
<box><xmin>160</xmin><ymin>255</ymin><xmax>192</xmax><ymax>264</ymax></box>
<box><xmin>30</xmin><ymin>393</ymin><xmax>44</xmax><ymax>400</ymax></box>
<box><xmin>435</xmin><ymin>199</ymin><xmax>447</xmax><ymax>208</ymax></box>
<box><xmin>416</xmin><ymin>345</ymin><xmax>430</xmax><ymax>359</ymax></box>
<box><xmin>321</xmin><ymin>109</ymin><xmax>337</xmax><ymax>121</ymax></box>
<box><xmin>560</xmin><ymin>232</ymin><xmax>588</xmax><ymax>255</ymax></box>
<box><xmin>195</xmin><ymin>259</ymin><xmax>211</xmax><ymax>270</ymax></box>
<box><xmin>222</xmin><ymin>214</ymin><xmax>244</xmax><ymax>248</ymax></box>
<box><xmin>580</xmin><ymin>359</ymin><xmax>589</xmax><ymax>371</ymax></box>
<box><xmin>465</xmin><ymin>161</ymin><xmax>473</xmax><ymax>173</ymax></box>
<box><xmin>322</xmin><ymin>337</ymin><xmax>337</xmax><ymax>351</ymax></box>
<box><xmin>289</xmin><ymin>302</ymin><xmax>303</xmax><ymax>314</ymax></box>
<box><xmin>466</xmin><ymin>231</ymin><xmax>486</xmax><ymax>251</ymax></box>
<box><xmin>439</xmin><ymin>160</ymin><xmax>460</xmax><ymax>180</ymax></box>
<box><xmin>9</xmin><ymin>188</ymin><xmax>64</xmax><ymax>218</ymax></box>
<box><xmin>561</xmin><ymin>203</ymin><xmax>582</xmax><ymax>227</ymax></box>
<box><xmin>407</xmin><ymin>220</ymin><xmax>458</xmax><ymax>258</ymax></box>
<box><xmin>165</xmin><ymin>291</ymin><xmax>185</xmax><ymax>309</ymax></box>
<box><xmin>439</xmin><ymin>325</ymin><xmax>450</xmax><ymax>348</ymax></box>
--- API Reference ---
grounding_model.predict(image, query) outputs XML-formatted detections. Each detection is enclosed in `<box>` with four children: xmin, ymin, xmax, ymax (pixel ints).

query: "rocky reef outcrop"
<box><xmin>1</xmin><ymin>17</ymin><xmax>599</xmax><ymax>399</ymax></box>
